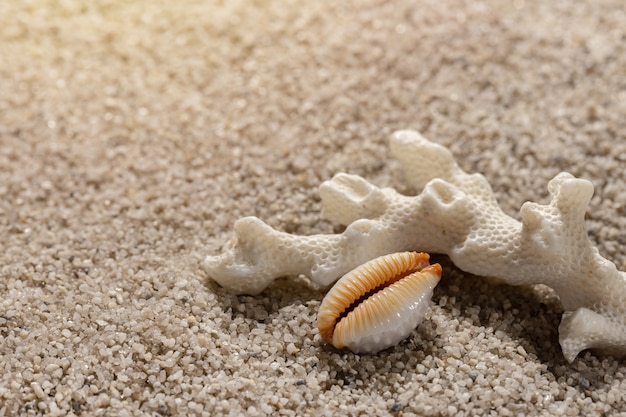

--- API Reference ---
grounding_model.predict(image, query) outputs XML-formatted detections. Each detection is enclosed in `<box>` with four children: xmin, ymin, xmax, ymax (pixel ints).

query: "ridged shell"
<box><xmin>318</xmin><ymin>252</ymin><xmax>442</xmax><ymax>353</ymax></box>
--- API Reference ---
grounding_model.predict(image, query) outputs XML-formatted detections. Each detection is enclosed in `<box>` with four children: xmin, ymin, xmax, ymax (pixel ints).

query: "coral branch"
<box><xmin>204</xmin><ymin>130</ymin><xmax>626</xmax><ymax>362</ymax></box>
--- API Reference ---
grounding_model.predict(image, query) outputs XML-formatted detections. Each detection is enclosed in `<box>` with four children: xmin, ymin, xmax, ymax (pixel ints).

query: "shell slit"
<box><xmin>335</xmin><ymin>268</ymin><xmax>417</xmax><ymax>323</ymax></box>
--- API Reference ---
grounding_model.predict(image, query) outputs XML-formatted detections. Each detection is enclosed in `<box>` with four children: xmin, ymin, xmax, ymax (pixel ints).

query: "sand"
<box><xmin>1</xmin><ymin>0</ymin><xmax>625</xmax><ymax>415</ymax></box>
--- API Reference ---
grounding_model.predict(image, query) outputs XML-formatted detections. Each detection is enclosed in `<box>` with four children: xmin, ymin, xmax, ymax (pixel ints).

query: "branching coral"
<box><xmin>204</xmin><ymin>130</ymin><xmax>626</xmax><ymax>362</ymax></box>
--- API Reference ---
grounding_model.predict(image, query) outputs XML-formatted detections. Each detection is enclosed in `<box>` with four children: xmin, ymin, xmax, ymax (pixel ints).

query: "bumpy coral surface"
<box><xmin>204</xmin><ymin>130</ymin><xmax>626</xmax><ymax>362</ymax></box>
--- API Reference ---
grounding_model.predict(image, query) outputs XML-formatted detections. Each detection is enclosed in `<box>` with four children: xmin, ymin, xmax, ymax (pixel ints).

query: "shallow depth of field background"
<box><xmin>1</xmin><ymin>1</ymin><xmax>625</xmax><ymax>415</ymax></box>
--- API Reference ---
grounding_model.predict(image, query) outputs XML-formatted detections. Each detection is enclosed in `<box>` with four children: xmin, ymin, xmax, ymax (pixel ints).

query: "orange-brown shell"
<box><xmin>318</xmin><ymin>252</ymin><xmax>442</xmax><ymax>353</ymax></box>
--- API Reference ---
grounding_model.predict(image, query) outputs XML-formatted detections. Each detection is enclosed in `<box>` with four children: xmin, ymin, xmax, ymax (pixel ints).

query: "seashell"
<box><xmin>317</xmin><ymin>251</ymin><xmax>442</xmax><ymax>353</ymax></box>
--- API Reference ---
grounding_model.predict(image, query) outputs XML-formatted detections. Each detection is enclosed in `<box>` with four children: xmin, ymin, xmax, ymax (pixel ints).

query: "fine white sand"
<box><xmin>1</xmin><ymin>1</ymin><xmax>625</xmax><ymax>415</ymax></box>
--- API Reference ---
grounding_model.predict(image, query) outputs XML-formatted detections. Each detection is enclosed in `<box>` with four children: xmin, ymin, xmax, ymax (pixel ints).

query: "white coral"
<box><xmin>204</xmin><ymin>130</ymin><xmax>626</xmax><ymax>362</ymax></box>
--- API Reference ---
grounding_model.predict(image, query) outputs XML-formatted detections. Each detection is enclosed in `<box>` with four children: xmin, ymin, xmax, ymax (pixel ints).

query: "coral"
<box><xmin>204</xmin><ymin>130</ymin><xmax>626</xmax><ymax>362</ymax></box>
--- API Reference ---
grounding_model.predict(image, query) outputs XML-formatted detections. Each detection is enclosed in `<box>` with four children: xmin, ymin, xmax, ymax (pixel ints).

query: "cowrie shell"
<box><xmin>318</xmin><ymin>252</ymin><xmax>442</xmax><ymax>353</ymax></box>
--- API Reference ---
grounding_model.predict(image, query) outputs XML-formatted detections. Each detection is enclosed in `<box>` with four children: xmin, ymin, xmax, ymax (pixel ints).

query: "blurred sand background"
<box><xmin>1</xmin><ymin>0</ymin><xmax>625</xmax><ymax>415</ymax></box>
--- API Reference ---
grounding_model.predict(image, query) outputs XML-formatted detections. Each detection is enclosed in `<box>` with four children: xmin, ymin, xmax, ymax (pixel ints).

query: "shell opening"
<box><xmin>336</xmin><ymin>268</ymin><xmax>420</xmax><ymax>323</ymax></box>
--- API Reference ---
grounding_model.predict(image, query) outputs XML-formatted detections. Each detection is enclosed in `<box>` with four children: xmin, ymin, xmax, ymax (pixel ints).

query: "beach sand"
<box><xmin>1</xmin><ymin>1</ymin><xmax>625</xmax><ymax>415</ymax></box>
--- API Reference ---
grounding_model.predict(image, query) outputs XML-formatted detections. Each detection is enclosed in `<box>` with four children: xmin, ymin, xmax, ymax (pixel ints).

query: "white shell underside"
<box><xmin>318</xmin><ymin>252</ymin><xmax>441</xmax><ymax>354</ymax></box>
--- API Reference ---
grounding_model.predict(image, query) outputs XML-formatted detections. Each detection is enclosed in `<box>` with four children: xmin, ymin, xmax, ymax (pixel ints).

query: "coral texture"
<box><xmin>204</xmin><ymin>130</ymin><xmax>626</xmax><ymax>362</ymax></box>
